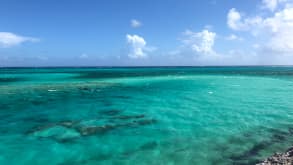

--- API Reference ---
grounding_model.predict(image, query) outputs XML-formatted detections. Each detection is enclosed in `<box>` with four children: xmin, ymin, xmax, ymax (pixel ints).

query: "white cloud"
<box><xmin>0</xmin><ymin>32</ymin><xmax>39</xmax><ymax>48</ymax></box>
<box><xmin>262</xmin><ymin>0</ymin><xmax>278</xmax><ymax>11</ymax></box>
<box><xmin>226</xmin><ymin>34</ymin><xmax>243</xmax><ymax>41</ymax></box>
<box><xmin>169</xmin><ymin>29</ymin><xmax>225</xmax><ymax>64</ymax></box>
<box><xmin>36</xmin><ymin>56</ymin><xmax>48</xmax><ymax>60</ymax></box>
<box><xmin>182</xmin><ymin>29</ymin><xmax>216</xmax><ymax>55</ymax></box>
<box><xmin>79</xmin><ymin>53</ymin><xmax>89</xmax><ymax>59</ymax></box>
<box><xmin>204</xmin><ymin>25</ymin><xmax>213</xmax><ymax>30</ymax></box>
<box><xmin>131</xmin><ymin>19</ymin><xmax>142</xmax><ymax>28</ymax></box>
<box><xmin>126</xmin><ymin>34</ymin><xmax>147</xmax><ymax>58</ymax></box>
<box><xmin>227</xmin><ymin>8</ymin><xmax>263</xmax><ymax>31</ymax></box>
<box><xmin>261</xmin><ymin>0</ymin><xmax>288</xmax><ymax>11</ymax></box>
<box><xmin>264</xmin><ymin>6</ymin><xmax>293</xmax><ymax>53</ymax></box>
<box><xmin>227</xmin><ymin>8</ymin><xmax>244</xmax><ymax>30</ymax></box>
<box><xmin>227</xmin><ymin>1</ymin><xmax>293</xmax><ymax>55</ymax></box>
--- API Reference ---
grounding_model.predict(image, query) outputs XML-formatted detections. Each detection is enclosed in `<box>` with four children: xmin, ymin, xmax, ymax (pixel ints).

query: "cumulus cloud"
<box><xmin>182</xmin><ymin>29</ymin><xmax>216</xmax><ymax>55</ymax></box>
<box><xmin>36</xmin><ymin>56</ymin><xmax>48</xmax><ymax>61</ymax></box>
<box><xmin>265</xmin><ymin>6</ymin><xmax>293</xmax><ymax>53</ymax></box>
<box><xmin>262</xmin><ymin>0</ymin><xmax>277</xmax><ymax>11</ymax></box>
<box><xmin>227</xmin><ymin>8</ymin><xmax>244</xmax><ymax>30</ymax></box>
<box><xmin>79</xmin><ymin>53</ymin><xmax>89</xmax><ymax>59</ymax></box>
<box><xmin>168</xmin><ymin>28</ymin><xmax>225</xmax><ymax>64</ymax></box>
<box><xmin>0</xmin><ymin>32</ymin><xmax>39</xmax><ymax>48</ymax></box>
<box><xmin>227</xmin><ymin>1</ymin><xmax>293</xmax><ymax>56</ymax></box>
<box><xmin>126</xmin><ymin>34</ymin><xmax>147</xmax><ymax>58</ymax></box>
<box><xmin>131</xmin><ymin>19</ymin><xmax>142</xmax><ymax>28</ymax></box>
<box><xmin>227</xmin><ymin>8</ymin><xmax>263</xmax><ymax>31</ymax></box>
<box><xmin>261</xmin><ymin>0</ymin><xmax>288</xmax><ymax>11</ymax></box>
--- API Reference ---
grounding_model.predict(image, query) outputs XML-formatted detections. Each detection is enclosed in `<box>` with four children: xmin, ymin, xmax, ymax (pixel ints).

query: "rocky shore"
<box><xmin>257</xmin><ymin>147</ymin><xmax>293</xmax><ymax>165</ymax></box>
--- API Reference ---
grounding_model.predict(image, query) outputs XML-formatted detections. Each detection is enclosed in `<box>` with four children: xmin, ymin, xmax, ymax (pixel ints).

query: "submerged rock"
<box><xmin>78</xmin><ymin>86</ymin><xmax>90</xmax><ymax>91</ymax></box>
<box><xmin>77</xmin><ymin>124</ymin><xmax>116</xmax><ymax>136</ymax></box>
<box><xmin>27</xmin><ymin>120</ymin><xmax>80</xmax><ymax>141</ymax></box>
<box><xmin>133</xmin><ymin>119</ymin><xmax>157</xmax><ymax>126</ymax></box>
<box><xmin>59</xmin><ymin>121</ymin><xmax>78</xmax><ymax>128</ymax></box>
<box><xmin>100</xmin><ymin>109</ymin><xmax>121</xmax><ymax>116</ymax></box>
<box><xmin>31</xmin><ymin>125</ymin><xmax>81</xmax><ymax>141</ymax></box>
<box><xmin>113</xmin><ymin>114</ymin><xmax>145</xmax><ymax>120</ymax></box>
<box><xmin>27</xmin><ymin>115</ymin><xmax>157</xmax><ymax>141</ymax></box>
<box><xmin>140</xmin><ymin>141</ymin><xmax>158</xmax><ymax>150</ymax></box>
<box><xmin>257</xmin><ymin>146</ymin><xmax>293</xmax><ymax>165</ymax></box>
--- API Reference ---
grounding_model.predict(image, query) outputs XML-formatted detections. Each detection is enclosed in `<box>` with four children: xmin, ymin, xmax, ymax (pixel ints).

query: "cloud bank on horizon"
<box><xmin>1</xmin><ymin>0</ymin><xmax>293</xmax><ymax>66</ymax></box>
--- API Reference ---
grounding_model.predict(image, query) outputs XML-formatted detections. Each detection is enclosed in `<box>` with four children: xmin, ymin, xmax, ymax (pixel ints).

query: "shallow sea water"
<box><xmin>1</xmin><ymin>67</ymin><xmax>293</xmax><ymax>165</ymax></box>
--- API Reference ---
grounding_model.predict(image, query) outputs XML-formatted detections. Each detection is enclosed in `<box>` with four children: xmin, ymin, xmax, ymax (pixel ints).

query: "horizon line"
<box><xmin>1</xmin><ymin>65</ymin><xmax>293</xmax><ymax>68</ymax></box>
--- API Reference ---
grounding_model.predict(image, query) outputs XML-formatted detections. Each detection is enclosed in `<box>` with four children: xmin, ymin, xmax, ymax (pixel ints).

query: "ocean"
<box><xmin>1</xmin><ymin>67</ymin><xmax>293</xmax><ymax>164</ymax></box>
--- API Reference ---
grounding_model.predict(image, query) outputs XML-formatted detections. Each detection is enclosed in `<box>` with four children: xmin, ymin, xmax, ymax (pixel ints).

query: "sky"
<box><xmin>1</xmin><ymin>0</ymin><xmax>293</xmax><ymax>66</ymax></box>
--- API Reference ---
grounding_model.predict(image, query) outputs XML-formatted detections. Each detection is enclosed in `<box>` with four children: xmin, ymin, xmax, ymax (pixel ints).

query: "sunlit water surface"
<box><xmin>1</xmin><ymin>67</ymin><xmax>293</xmax><ymax>165</ymax></box>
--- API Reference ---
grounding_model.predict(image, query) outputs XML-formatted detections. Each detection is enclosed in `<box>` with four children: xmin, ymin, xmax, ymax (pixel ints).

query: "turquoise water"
<box><xmin>1</xmin><ymin>67</ymin><xmax>293</xmax><ymax>165</ymax></box>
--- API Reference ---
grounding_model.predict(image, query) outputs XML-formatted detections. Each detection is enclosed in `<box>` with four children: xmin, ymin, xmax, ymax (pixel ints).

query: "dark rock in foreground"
<box><xmin>257</xmin><ymin>147</ymin><xmax>293</xmax><ymax>165</ymax></box>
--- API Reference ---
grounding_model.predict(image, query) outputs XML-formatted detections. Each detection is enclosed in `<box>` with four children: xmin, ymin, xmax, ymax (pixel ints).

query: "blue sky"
<box><xmin>1</xmin><ymin>0</ymin><xmax>293</xmax><ymax>66</ymax></box>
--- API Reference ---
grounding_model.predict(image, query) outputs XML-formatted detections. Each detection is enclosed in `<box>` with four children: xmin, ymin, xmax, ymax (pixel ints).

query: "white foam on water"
<box><xmin>48</xmin><ymin>89</ymin><xmax>57</xmax><ymax>92</ymax></box>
